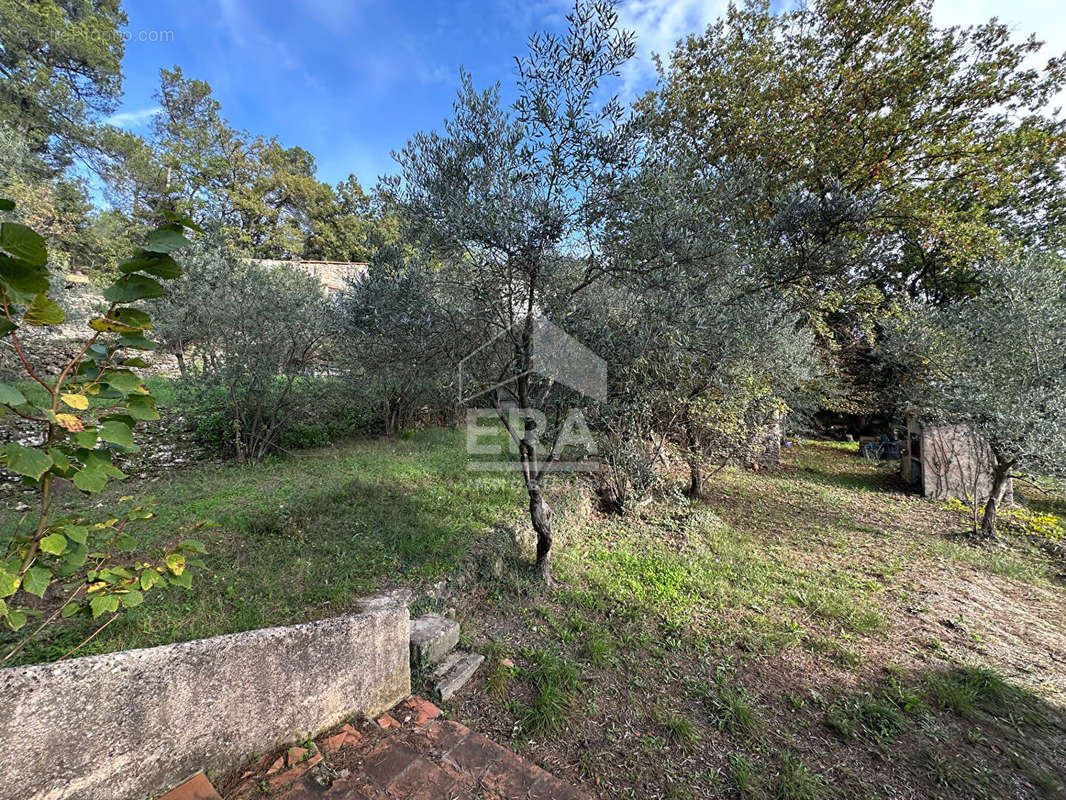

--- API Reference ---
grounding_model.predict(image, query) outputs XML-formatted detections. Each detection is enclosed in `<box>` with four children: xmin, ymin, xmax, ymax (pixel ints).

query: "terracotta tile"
<box><xmin>323</xmin><ymin>731</ymin><xmax>349</xmax><ymax>754</ymax></box>
<box><xmin>322</xmin><ymin>775</ymin><xmax>390</xmax><ymax>799</ymax></box>
<box><xmin>363</xmin><ymin>741</ymin><xmax>421</xmax><ymax>787</ymax></box>
<box><xmin>286</xmin><ymin>746</ymin><xmax>309</xmax><ymax>767</ymax></box>
<box><xmin>443</xmin><ymin>733</ymin><xmax>509</xmax><ymax>779</ymax></box>
<box><xmin>376</xmin><ymin>712</ymin><xmax>402</xmax><ymax>730</ymax></box>
<box><xmin>159</xmin><ymin>772</ymin><xmax>222</xmax><ymax>800</ymax></box>
<box><xmin>385</xmin><ymin>757</ymin><xmax>457</xmax><ymax>798</ymax></box>
<box><xmin>482</xmin><ymin>751</ymin><xmax>546</xmax><ymax>798</ymax></box>
<box><xmin>397</xmin><ymin>695</ymin><xmax>443</xmax><ymax>727</ymax></box>
<box><xmin>420</xmin><ymin>719</ymin><xmax>470</xmax><ymax>753</ymax></box>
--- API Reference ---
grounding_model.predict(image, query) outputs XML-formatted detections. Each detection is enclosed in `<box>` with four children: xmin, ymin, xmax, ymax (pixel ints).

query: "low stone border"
<box><xmin>0</xmin><ymin>596</ymin><xmax>410</xmax><ymax>800</ymax></box>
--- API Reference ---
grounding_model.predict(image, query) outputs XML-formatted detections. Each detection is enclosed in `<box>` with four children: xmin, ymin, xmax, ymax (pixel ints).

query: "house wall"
<box><xmin>903</xmin><ymin>419</ymin><xmax>1006</xmax><ymax>503</ymax></box>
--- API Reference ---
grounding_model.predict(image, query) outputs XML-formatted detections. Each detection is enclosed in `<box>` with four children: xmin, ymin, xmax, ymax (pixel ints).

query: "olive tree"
<box><xmin>150</xmin><ymin>241</ymin><xmax>335</xmax><ymax>461</ymax></box>
<box><xmin>886</xmin><ymin>253</ymin><xmax>1066</xmax><ymax>536</ymax></box>
<box><xmin>387</xmin><ymin>1</ymin><xmax>636</xmax><ymax>583</ymax></box>
<box><xmin>339</xmin><ymin>257</ymin><xmax>459</xmax><ymax>434</ymax></box>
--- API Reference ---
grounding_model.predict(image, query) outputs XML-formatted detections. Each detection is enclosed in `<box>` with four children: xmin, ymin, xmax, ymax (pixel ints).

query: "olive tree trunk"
<box><xmin>979</xmin><ymin>456</ymin><xmax>1014</xmax><ymax>537</ymax></box>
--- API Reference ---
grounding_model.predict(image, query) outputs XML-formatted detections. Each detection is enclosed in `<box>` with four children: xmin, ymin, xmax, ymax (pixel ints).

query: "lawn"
<box><xmin>1</xmin><ymin>432</ymin><xmax>1064</xmax><ymax>799</ymax></box>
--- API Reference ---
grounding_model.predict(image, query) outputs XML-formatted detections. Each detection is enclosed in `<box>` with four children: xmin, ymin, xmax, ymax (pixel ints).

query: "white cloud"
<box><xmin>106</xmin><ymin>106</ymin><xmax>162</xmax><ymax>128</ymax></box>
<box><xmin>615</xmin><ymin>0</ymin><xmax>727</xmax><ymax>97</ymax></box>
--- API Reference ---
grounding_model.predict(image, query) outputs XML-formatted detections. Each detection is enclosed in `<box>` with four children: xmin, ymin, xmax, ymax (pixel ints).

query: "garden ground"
<box><xmin>1</xmin><ymin>430</ymin><xmax>1064</xmax><ymax>799</ymax></box>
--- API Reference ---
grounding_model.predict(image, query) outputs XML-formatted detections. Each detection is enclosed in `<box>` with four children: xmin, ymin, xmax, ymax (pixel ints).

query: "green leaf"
<box><xmin>118</xmin><ymin>251</ymin><xmax>182</xmax><ymax>279</ymax></box>
<box><xmin>165</xmin><ymin>552</ymin><xmax>186</xmax><ymax>575</ymax></box>
<box><xmin>0</xmin><ymin>198</ymin><xmax>14</xmax><ymax>211</ymax></box>
<box><xmin>5</xmin><ymin>443</ymin><xmax>53</xmax><ymax>480</ymax></box>
<box><xmin>102</xmin><ymin>370</ymin><xmax>144</xmax><ymax>394</ymax></box>
<box><xmin>118</xmin><ymin>334</ymin><xmax>159</xmax><ymax>351</ymax></box>
<box><xmin>39</xmin><ymin>532</ymin><xmax>67</xmax><ymax>556</ymax></box>
<box><xmin>61</xmin><ymin>602</ymin><xmax>83</xmax><ymax>618</ymax></box>
<box><xmin>64</xmin><ymin>525</ymin><xmax>89</xmax><ymax>545</ymax></box>
<box><xmin>161</xmin><ymin>210</ymin><xmax>205</xmax><ymax>234</ymax></box>
<box><xmin>0</xmin><ymin>382</ymin><xmax>27</xmax><ymax>406</ymax></box>
<box><xmin>121</xmin><ymin>590</ymin><xmax>144</xmax><ymax>607</ymax></box>
<box><xmin>140</xmin><ymin>571</ymin><xmax>159</xmax><ymax>590</ymax></box>
<box><xmin>168</xmin><ymin>569</ymin><xmax>193</xmax><ymax>588</ymax></box>
<box><xmin>22</xmin><ymin>566</ymin><xmax>51</xmax><ymax>598</ymax></box>
<box><xmin>0</xmin><ymin>221</ymin><xmax>46</xmax><ymax>267</ymax></box>
<box><xmin>89</xmin><ymin>594</ymin><xmax>120</xmax><ymax>618</ymax></box>
<box><xmin>0</xmin><ymin>319</ymin><xmax>15</xmax><ymax>337</ymax></box>
<box><xmin>72</xmin><ymin>429</ymin><xmax>99</xmax><ymax>448</ymax></box>
<box><xmin>143</xmin><ymin>224</ymin><xmax>192</xmax><ymax>253</ymax></box>
<box><xmin>5</xmin><ymin>609</ymin><xmax>28</xmax><ymax>631</ymax></box>
<box><xmin>89</xmin><ymin>316</ymin><xmax>140</xmax><ymax>334</ymax></box>
<box><xmin>0</xmin><ymin>568</ymin><xmax>20</xmax><ymax>597</ymax></box>
<box><xmin>73</xmin><ymin>467</ymin><xmax>107</xmax><ymax>492</ymax></box>
<box><xmin>126</xmin><ymin>395</ymin><xmax>160</xmax><ymax>421</ymax></box>
<box><xmin>24</xmin><ymin>293</ymin><xmax>66</xmax><ymax>326</ymax></box>
<box><xmin>115</xmin><ymin>535</ymin><xmax>137</xmax><ymax>552</ymax></box>
<box><xmin>98</xmin><ymin>420</ymin><xmax>134</xmax><ymax>448</ymax></box>
<box><xmin>0</xmin><ymin>254</ymin><xmax>48</xmax><ymax>294</ymax></box>
<box><xmin>62</xmin><ymin>544</ymin><xmax>88</xmax><ymax>569</ymax></box>
<box><xmin>179</xmin><ymin>539</ymin><xmax>207</xmax><ymax>554</ymax></box>
<box><xmin>104</xmin><ymin>273</ymin><xmax>165</xmax><ymax>303</ymax></box>
<box><xmin>80</xmin><ymin>450</ymin><xmax>124</xmax><ymax>479</ymax></box>
<box><xmin>112</xmin><ymin>308</ymin><xmax>153</xmax><ymax>329</ymax></box>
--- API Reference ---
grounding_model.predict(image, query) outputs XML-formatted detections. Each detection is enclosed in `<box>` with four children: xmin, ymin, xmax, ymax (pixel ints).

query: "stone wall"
<box><xmin>0</xmin><ymin>596</ymin><xmax>410</xmax><ymax>800</ymax></box>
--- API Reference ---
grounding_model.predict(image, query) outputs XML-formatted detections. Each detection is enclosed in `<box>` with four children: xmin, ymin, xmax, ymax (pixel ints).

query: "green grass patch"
<box><xmin>0</xmin><ymin>428</ymin><xmax>524</xmax><ymax>664</ymax></box>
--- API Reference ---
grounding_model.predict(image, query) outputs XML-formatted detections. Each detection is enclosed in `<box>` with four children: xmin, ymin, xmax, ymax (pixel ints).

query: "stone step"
<box><xmin>431</xmin><ymin>651</ymin><xmax>484</xmax><ymax>702</ymax></box>
<box><xmin>409</xmin><ymin>613</ymin><xmax>460</xmax><ymax>668</ymax></box>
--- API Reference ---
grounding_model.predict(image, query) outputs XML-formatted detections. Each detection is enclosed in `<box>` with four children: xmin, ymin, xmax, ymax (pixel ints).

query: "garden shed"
<box><xmin>901</xmin><ymin>414</ymin><xmax>1008</xmax><ymax>503</ymax></box>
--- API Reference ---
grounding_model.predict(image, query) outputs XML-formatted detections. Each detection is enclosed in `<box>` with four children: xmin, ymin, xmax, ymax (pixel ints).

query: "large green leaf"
<box><xmin>118</xmin><ymin>251</ymin><xmax>182</xmax><ymax>279</ymax></box>
<box><xmin>104</xmin><ymin>273</ymin><xmax>165</xmax><ymax>303</ymax></box>
<box><xmin>72</xmin><ymin>429</ymin><xmax>99</xmax><ymax>448</ymax></box>
<box><xmin>0</xmin><ymin>568</ymin><xmax>19</xmax><ymax>598</ymax></box>
<box><xmin>89</xmin><ymin>317</ymin><xmax>140</xmax><ymax>334</ymax></box>
<box><xmin>24</xmin><ymin>293</ymin><xmax>66</xmax><ymax>326</ymax></box>
<box><xmin>143</xmin><ymin>225</ymin><xmax>192</xmax><ymax>253</ymax></box>
<box><xmin>5</xmin><ymin>609</ymin><xmax>27</xmax><ymax>630</ymax></box>
<box><xmin>90</xmin><ymin>593</ymin><xmax>120</xmax><ymax>618</ymax></box>
<box><xmin>118</xmin><ymin>334</ymin><xmax>158</xmax><ymax>350</ymax></box>
<box><xmin>0</xmin><ymin>199</ymin><xmax>14</xmax><ymax>211</ymax></box>
<box><xmin>0</xmin><ymin>319</ymin><xmax>15</xmax><ymax>337</ymax></box>
<box><xmin>39</xmin><ymin>532</ymin><xmax>67</xmax><ymax>556</ymax></box>
<box><xmin>102</xmin><ymin>370</ymin><xmax>144</xmax><ymax>393</ymax></box>
<box><xmin>5</xmin><ymin>443</ymin><xmax>53</xmax><ymax>480</ymax></box>
<box><xmin>0</xmin><ymin>382</ymin><xmax>26</xmax><ymax>406</ymax></box>
<box><xmin>126</xmin><ymin>395</ymin><xmax>160</xmax><ymax>420</ymax></box>
<box><xmin>0</xmin><ymin>254</ymin><xmax>49</xmax><ymax>294</ymax></box>
<box><xmin>0</xmin><ymin>221</ymin><xmax>46</xmax><ymax>267</ymax></box>
<box><xmin>113</xmin><ymin>308</ymin><xmax>153</xmax><ymax>329</ymax></box>
<box><xmin>22</xmin><ymin>566</ymin><xmax>51</xmax><ymax>598</ymax></box>
<box><xmin>98</xmin><ymin>420</ymin><xmax>134</xmax><ymax>448</ymax></box>
<box><xmin>161</xmin><ymin>210</ymin><xmax>205</xmax><ymax>233</ymax></box>
<box><xmin>72</xmin><ymin>466</ymin><xmax>107</xmax><ymax>492</ymax></box>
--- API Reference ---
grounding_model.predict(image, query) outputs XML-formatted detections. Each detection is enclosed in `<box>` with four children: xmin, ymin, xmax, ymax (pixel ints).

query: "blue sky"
<box><xmin>109</xmin><ymin>0</ymin><xmax>1064</xmax><ymax>191</ymax></box>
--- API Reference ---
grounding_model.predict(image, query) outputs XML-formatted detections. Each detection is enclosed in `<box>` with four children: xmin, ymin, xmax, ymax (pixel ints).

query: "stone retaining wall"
<box><xmin>0</xmin><ymin>596</ymin><xmax>410</xmax><ymax>800</ymax></box>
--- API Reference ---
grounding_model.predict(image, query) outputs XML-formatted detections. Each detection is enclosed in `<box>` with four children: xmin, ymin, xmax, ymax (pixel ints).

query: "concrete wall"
<box><xmin>0</xmin><ymin>597</ymin><xmax>410</xmax><ymax>800</ymax></box>
<box><xmin>903</xmin><ymin>418</ymin><xmax>1008</xmax><ymax>503</ymax></box>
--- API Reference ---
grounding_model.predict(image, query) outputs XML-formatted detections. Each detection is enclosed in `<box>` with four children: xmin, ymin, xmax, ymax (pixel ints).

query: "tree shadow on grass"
<box><xmin>782</xmin><ymin>441</ymin><xmax>905</xmax><ymax>495</ymax></box>
<box><xmin>811</xmin><ymin>663</ymin><xmax>1066</xmax><ymax>799</ymax></box>
<box><xmin>1</xmin><ymin>473</ymin><xmax>520</xmax><ymax>665</ymax></box>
